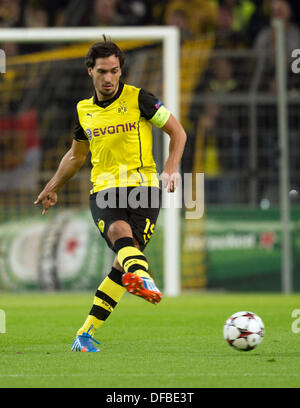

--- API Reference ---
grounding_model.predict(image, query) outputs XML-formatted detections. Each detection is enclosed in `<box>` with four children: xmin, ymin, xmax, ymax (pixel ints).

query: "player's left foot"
<box><xmin>71</xmin><ymin>332</ymin><xmax>101</xmax><ymax>352</ymax></box>
<box><xmin>122</xmin><ymin>273</ymin><xmax>162</xmax><ymax>304</ymax></box>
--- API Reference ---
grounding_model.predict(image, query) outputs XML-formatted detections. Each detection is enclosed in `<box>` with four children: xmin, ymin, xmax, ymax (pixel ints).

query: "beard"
<box><xmin>99</xmin><ymin>87</ymin><xmax>115</xmax><ymax>97</ymax></box>
<box><xmin>97</xmin><ymin>81</ymin><xmax>119</xmax><ymax>99</ymax></box>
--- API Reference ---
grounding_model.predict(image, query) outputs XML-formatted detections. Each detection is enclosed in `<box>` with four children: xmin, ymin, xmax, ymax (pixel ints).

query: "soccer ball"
<box><xmin>223</xmin><ymin>311</ymin><xmax>265</xmax><ymax>351</ymax></box>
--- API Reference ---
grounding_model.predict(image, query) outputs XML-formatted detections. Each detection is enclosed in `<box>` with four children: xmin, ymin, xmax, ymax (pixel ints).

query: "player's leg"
<box><xmin>71</xmin><ymin>261</ymin><xmax>126</xmax><ymax>352</ymax></box>
<box><xmin>75</xmin><ymin>261</ymin><xmax>126</xmax><ymax>333</ymax></box>
<box><xmin>71</xmin><ymin>188</ymin><xmax>160</xmax><ymax>351</ymax></box>
<box><xmin>71</xmin><ymin>193</ymin><xmax>128</xmax><ymax>352</ymax></box>
<box><xmin>108</xmin><ymin>219</ymin><xmax>162</xmax><ymax>304</ymax></box>
<box><xmin>72</xmin><ymin>219</ymin><xmax>159</xmax><ymax>352</ymax></box>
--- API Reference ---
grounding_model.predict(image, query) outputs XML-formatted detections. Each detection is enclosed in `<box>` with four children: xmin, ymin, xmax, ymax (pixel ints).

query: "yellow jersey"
<box><xmin>74</xmin><ymin>82</ymin><xmax>170</xmax><ymax>193</ymax></box>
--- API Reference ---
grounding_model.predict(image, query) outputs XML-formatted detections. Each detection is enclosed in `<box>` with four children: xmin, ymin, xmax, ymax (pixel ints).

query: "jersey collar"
<box><xmin>93</xmin><ymin>81</ymin><xmax>124</xmax><ymax>108</ymax></box>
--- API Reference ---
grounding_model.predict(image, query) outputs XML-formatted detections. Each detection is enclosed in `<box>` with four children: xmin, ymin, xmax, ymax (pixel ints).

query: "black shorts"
<box><xmin>90</xmin><ymin>186</ymin><xmax>161</xmax><ymax>252</ymax></box>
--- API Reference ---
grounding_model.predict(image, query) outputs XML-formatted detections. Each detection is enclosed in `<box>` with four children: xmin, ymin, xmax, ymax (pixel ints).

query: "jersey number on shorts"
<box><xmin>143</xmin><ymin>218</ymin><xmax>155</xmax><ymax>245</ymax></box>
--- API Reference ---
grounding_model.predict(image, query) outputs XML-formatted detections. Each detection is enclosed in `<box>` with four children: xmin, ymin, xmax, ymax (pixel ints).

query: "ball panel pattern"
<box><xmin>223</xmin><ymin>311</ymin><xmax>264</xmax><ymax>351</ymax></box>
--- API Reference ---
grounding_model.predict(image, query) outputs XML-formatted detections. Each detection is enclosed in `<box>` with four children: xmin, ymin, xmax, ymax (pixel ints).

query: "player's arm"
<box><xmin>160</xmin><ymin>114</ymin><xmax>187</xmax><ymax>192</ymax></box>
<box><xmin>139</xmin><ymin>89</ymin><xmax>186</xmax><ymax>192</ymax></box>
<box><xmin>34</xmin><ymin>139</ymin><xmax>89</xmax><ymax>214</ymax></box>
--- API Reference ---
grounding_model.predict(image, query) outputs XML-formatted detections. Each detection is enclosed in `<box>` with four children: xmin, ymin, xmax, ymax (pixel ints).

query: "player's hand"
<box><xmin>160</xmin><ymin>171</ymin><xmax>179</xmax><ymax>193</ymax></box>
<box><xmin>34</xmin><ymin>190</ymin><xmax>57</xmax><ymax>215</ymax></box>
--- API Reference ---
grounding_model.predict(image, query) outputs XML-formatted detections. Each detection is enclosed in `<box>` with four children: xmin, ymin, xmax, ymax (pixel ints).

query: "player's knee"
<box><xmin>107</xmin><ymin>220</ymin><xmax>132</xmax><ymax>243</ymax></box>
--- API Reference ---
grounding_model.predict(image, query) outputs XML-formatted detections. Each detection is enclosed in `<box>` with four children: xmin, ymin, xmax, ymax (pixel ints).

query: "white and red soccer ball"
<box><xmin>224</xmin><ymin>311</ymin><xmax>265</xmax><ymax>351</ymax></box>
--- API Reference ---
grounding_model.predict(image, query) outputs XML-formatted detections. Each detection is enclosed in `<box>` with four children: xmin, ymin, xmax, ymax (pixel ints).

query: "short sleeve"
<box><xmin>138</xmin><ymin>89</ymin><xmax>162</xmax><ymax>119</ymax></box>
<box><xmin>73</xmin><ymin>106</ymin><xmax>88</xmax><ymax>141</ymax></box>
<box><xmin>138</xmin><ymin>89</ymin><xmax>170</xmax><ymax>128</ymax></box>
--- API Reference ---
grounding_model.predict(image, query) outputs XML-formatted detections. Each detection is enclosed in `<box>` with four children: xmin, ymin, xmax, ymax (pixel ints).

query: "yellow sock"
<box><xmin>76</xmin><ymin>267</ymin><xmax>126</xmax><ymax>336</ymax></box>
<box><xmin>117</xmin><ymin>243</ymin><xmax>150</xmax><ymax>277</ymax></box>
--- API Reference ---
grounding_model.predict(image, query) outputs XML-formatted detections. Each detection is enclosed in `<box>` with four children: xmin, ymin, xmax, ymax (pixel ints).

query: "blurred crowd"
<box><xmin>1</xmin><ymin>0</ymin><xmax>300</xmax><ymax>207</ymax></box>
<box><xmin>0</xmin><ymin>0</ymin><xmax>300</xmax><ymax>51</ymax></box>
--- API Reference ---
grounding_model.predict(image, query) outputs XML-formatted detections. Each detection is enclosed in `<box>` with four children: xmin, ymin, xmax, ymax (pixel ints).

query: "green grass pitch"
<box><xmin>0</xmin><ymin>291</ymin><xmax>299</xmax><ymax>388</ymax></box>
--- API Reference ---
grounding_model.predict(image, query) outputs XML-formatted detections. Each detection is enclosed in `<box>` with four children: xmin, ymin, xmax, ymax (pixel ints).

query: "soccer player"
<box><xmin>34</xmin><ymin>36</ymin><xmax>186</xmax><ymax>352</ymax></box>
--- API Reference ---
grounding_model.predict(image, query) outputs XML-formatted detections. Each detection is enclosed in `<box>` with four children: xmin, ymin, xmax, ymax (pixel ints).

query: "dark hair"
<box><xmin>85</xmin><ymin>35</ymin><xmax>125</xmax><ymax>69</ymax></box>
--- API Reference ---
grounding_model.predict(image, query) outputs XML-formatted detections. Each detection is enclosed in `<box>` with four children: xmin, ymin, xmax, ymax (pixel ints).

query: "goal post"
<box><xmin>272</xmin><ymin>19</ymin><xmax>293</xmax><ymax>294</ymax></box>
<box><xmin>0</xmin><ymin>26</ymin><xmax>181</xmax><ymax>296</ymax></box>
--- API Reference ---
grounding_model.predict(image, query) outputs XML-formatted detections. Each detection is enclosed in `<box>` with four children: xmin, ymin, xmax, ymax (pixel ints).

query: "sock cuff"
<box><xmin>114</xmin><ymin>237</ymin><xmax>134</xmax><ymax>253</ymax></box>
<box><xmin>108</xmin><ymin>267</ymin><xmax>124</xmax><ymax>286</ymax></box>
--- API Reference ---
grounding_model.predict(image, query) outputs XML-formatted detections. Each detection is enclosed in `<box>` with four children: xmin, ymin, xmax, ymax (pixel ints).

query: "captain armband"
<box><xmin>149</xmin><ymin>106</ymin><xmax>171</xmax><ymax>128</ymax></box>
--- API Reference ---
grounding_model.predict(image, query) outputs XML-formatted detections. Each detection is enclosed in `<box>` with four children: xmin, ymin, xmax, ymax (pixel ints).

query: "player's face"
<box><xmin>88</xmin><ymin>55</ymin><xmax>122</xmax><ymax>101</ymax></box>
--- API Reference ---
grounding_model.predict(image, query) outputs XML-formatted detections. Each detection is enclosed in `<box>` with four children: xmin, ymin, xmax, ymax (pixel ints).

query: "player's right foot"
<box><xmin>122</xmin><ymin>273</ymin><xmax>162</xmax><ymax>304</ymax></box>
